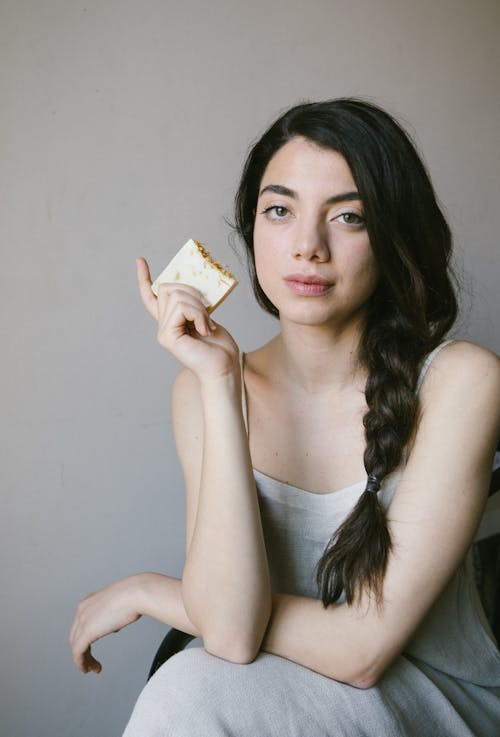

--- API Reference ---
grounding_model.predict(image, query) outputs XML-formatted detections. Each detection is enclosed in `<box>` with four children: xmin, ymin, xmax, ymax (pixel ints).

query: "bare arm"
<box><xmin>173</xmin><ymin>368</ymin><xmax>271</xmax><ymax>662</ymax></box>
<box><xmin>71</xmin><ymin>339</ymin><xmax>497</xmax><ymax>678</ymax></box>
<box><xmin>138</xmin><ymin>258</ymin><xmax>271</xmax><ymax>661</ymax></box>
<box><xmin>69</xmin><ymin>573</ymin><xmax>201</xmax><ymax>674</ymax></box>
<box><xmin>70</xmin><ymin>259</ymin><xmax>271</xmax><ymax>673</ymax></box>
<box><xmin>259</xmin><ymin>342</ymin><xmax>500</xmax><ymax>687</ymax></box>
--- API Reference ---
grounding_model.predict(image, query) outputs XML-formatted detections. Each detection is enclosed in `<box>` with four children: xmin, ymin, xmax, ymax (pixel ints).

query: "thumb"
<box><xmin>136</xmin><ymin>258</ymin><xmax>158</xmax><ymax>320</ymax></box>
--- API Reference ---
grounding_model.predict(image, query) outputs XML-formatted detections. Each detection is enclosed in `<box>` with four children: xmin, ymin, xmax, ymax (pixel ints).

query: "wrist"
<box><xmin>136</xmin><ymin>573</ymin><xmax>200</xmax><ymax>636</ymax></box>
<box><xmin>134</xmin><ymin>572</ymin><xmax>169</xmax><ymax>616</ymax></box>
<box><xmin>198</xmin><ymin>368</ymin><xmax>242</xmax><ymax>402</ymax></box>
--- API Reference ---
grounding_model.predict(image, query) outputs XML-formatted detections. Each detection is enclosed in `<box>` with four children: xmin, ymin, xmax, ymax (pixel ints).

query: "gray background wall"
<box><xmin>1</xmin><ymin>1</ymin><xmax>499</xmax><ymax>735</ymax></box>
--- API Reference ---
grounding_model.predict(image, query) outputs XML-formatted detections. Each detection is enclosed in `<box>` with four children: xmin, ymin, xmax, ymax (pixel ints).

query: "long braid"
<box><xmin>316</xmin><ymin>314</ymin><xmax>426</xmax><ymax>607</ymax></box>
<box><xmin>233</xmin><ymin>96</ymin><xmax>459</xmax><ymax>608</ymax></box>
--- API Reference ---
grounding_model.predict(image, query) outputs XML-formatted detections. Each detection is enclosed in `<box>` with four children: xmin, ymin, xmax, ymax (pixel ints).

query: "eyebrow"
<box><xmin>259</xmin><ymin>184</ymin><xmax>361</xmax><ymax>206</ymax></box>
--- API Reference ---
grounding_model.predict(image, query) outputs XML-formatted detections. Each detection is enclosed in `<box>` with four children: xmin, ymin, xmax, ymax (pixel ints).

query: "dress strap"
<box><xmin>239</xmin><ymin>351</ymin><xmax>249</xmax><ymax>434</ymax></box>
<box><xmin>415</xmin><ymin>339</ymin><xmax>454</xmax><ymax>393</ymax></box>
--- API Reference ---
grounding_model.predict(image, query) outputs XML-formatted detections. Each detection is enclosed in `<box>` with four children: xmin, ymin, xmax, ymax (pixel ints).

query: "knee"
<box><xmin>122</xmin><ymin>649</ymin><xmax>218</xmax><ymax>737</ymax></box>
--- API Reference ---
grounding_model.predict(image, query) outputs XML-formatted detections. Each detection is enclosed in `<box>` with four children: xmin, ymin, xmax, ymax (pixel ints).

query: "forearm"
<box><xmin>182</xmin><ymin>374</ymin><xmax>271</xmax><ymax>660</ymax></box>
<box><xmin>261</xmin><ymin>593</ymin><xmax>385</xmax><ymax>688</ymax></box>
<box><xmin>137</xmin><ymin>573</ymin><xmax>200</xmax><ymax>637</ymax></box>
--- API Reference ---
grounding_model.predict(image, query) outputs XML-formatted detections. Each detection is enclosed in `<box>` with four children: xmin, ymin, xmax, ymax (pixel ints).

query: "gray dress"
<box><xmin>123</xmin><ymin>343</ymin><xmax>500</xmax><ymax>737</ymax></box>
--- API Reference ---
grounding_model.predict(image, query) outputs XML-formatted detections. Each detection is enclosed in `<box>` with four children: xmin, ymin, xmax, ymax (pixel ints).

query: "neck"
<box><xmin>272</xmin><ymin>318</ymin><xmax>367</xmax><ymax>394</ymax></box>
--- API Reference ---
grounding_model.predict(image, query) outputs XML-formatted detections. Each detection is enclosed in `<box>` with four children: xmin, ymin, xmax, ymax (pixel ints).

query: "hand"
<box><xmin>69</xmin><ymin>576</ymin><xmax>142</xmax><ymax>674</ymax></box>
<box><xmin>136</xmin><ymin>258</ymin><xmax>240</xmax><ymax>381</ymax></box>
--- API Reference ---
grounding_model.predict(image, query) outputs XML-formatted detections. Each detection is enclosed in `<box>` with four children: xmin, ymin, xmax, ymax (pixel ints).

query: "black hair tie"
<box><xmin>366</xmin><ymin>474</ymin><xmax>381</xmax><ymax>494</ymax></box>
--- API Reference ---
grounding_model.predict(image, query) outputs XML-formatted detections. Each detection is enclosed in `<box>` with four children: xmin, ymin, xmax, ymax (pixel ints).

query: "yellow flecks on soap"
<box><xmin>150</xmin><ymin>238</ymin><xmax>238</xmax><ymax>309</ymax></box>
<box><xmin>193</xmin><ymin>239</ymin><xmax>236</xmax><ymax>281</ymax></box>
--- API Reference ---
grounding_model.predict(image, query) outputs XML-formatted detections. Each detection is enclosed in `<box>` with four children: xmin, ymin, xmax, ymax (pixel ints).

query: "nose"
<box><xmin>292</xmin><ymin>218</ymin><xmax>330</xmax><ymax>262</ymax></box>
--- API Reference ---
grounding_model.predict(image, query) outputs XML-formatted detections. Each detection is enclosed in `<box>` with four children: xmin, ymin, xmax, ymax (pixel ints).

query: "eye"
<box><xmin>336</xmin><ymin>212</ymin><xmax>365</xmax><ymax>227</ymax></box>
<box><xmin>260</xmin><ymin>205</ymin><xmax>291</xmax><ymax>220</ymax></box>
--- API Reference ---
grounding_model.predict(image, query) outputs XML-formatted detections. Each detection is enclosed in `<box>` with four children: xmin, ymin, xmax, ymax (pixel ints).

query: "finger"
<box><xmin>83</xmin><ymin>648</ymin><xmax>102</xmax><ymax>674</ymax></box>
<box><xmin>68</xmin><ymin>616</ymin><xmax>77</xmax><ymax>645</ymax></box>
<box><xmin>71</xmin><ymin>627</ymin><xmax>101</xmax><ymax>673</ymax></box>
<box><xmin>155</xmin><ymin>286</ymin><xmax>212</xmax><ymax>336</ymax></box>
<box><xmin>136</xmin><ymin>258</ymin><xmax>158</xmax><ymax>320</ymax></box>
<box><xmin>159</xmin><ymin>300</ymin><xmax>212</xmax><ymax>340</ymax></box>
<box><xmin>76</xmin><ymin>646</ymin><xmax>102</xmax><ymax>675</ymax></box>
<box><xmin>157</xmin><ymin>290</ymin><xmax>212</xmax><ymax>332</ymax></box>
<box><xmin>69</xmin><ymin>601</ymin><xmax>87</xmax><ymax>645</ymax></box>
<box><xmin>155</xmin><ymin>281</ymin><xmax>210</xmax><ymax>309</ymax></box>
<box><xmin>71</xmin><ymin>641</ymin><xmax>88</xmax><ymax>673</ymax></box>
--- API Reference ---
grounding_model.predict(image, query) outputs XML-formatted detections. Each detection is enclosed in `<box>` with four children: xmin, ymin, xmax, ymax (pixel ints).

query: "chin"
<box><xmin>277</xmin><ymin>298</ymin><xmax>370</xmax><ymax>332</ymax></box>
<box><xmin>279</xmin><ymin>306</ymin><xmax>342</xmax><ymax>328</ymax></box>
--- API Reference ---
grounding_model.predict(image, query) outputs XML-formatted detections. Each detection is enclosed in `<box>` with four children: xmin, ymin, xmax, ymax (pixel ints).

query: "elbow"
<box><xmin>182</xmin><ymin>582</ymin><xmax>271</xmax><ymax>666</ymax></box>
<box><xmin>347</xmin><ymin>669</ymin><xmax>380</xmax><ymax>690</ymax></box>
<box><xmin>345</xmin><ymin>654</ymin><xmax>389</xmax><ymax>690</ymax></box>
<box><xmin>202</xmin><ymin>612</ymin><xmax>269</xmax><ymax>665</ymax></box>
<box><xmin>204</xmin><ymin>636</ymin><xmax>260</xmax><ymax>665</ymax></box>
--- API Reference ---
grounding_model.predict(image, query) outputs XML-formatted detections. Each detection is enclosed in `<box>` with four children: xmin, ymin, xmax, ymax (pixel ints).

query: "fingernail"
<box><xmin>209</xmin><ymin>319</ymin><xmax>216</xmax><ymax>331</ymax></box>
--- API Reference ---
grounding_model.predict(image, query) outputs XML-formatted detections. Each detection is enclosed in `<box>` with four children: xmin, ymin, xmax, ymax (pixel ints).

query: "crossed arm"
<box><xmin>69</xmin><ymin>261</ymin><xmax>500</xmax><ymax>683</ymax></box>
<box><xmin>70</xmin><ymin>339</ymin><xmax>500</xmax><ymax>687</ymax></box>
<box><xmin>171</xmin><ymin>341</ymin><xmax>500</xmax><ymax>687</ymax></box>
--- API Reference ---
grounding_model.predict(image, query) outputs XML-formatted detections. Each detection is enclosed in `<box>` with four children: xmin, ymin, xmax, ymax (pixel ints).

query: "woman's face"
<box><xmin>253</xmin><ymin>136</ymin><xmax>379</xmax><ymax>331</ymax></box>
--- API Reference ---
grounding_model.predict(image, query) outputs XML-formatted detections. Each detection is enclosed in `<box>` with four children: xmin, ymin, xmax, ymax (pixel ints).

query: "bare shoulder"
<box><xmin>370</xmin><ymin>342</ymin><xmax>499</xmax><ymax>675</ymax></box>
<box><xmin>429</xmin><ymin>338</ymin><xmax>499</xmax><ymax>368</ymax></box>
<box><xmin>421</xmin><ymin>340</ymin><xmax>500</xmax><ymax>407</ymax></box>
<box><xmin>416</xmin><ymin>340</ymin><xmax>500</xmax><ymax>463</ymax></box>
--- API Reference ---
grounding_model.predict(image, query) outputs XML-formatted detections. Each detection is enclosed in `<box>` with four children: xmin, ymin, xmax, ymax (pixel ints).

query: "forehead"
<box><xmin>259</xmin><ymin>137</ymin><xmax>356</xmax><ymax>194</ymax></box>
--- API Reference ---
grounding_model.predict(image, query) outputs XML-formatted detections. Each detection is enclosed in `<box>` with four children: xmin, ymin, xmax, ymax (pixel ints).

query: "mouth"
<box><xmin>283</xmin><ymin>273</ymin><xmax>334</xmax><ymax>296</ymax></box>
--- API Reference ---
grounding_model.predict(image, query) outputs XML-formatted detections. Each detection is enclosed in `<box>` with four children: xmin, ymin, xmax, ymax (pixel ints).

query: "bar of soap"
<box><xmin>151</xmin><ymin>239</ymin><xmax>238</xmax><ymax>312</ymax></box>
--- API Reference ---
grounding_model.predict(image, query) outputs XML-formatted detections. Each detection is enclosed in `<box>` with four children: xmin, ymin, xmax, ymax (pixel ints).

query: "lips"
<box><xmin>283</xmin><ymin>273</ymin><xmax>334</xmax><ymax>296</ymax></box>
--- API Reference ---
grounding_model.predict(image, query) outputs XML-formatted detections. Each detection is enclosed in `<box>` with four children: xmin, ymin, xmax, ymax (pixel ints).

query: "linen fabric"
<box><xmin>123</xmin><ymin>341</ymin><xmax>500</xmax><ymax>736</ymax></box>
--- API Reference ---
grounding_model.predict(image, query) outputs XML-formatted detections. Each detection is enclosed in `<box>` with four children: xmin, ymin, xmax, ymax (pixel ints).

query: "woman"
<box><xmin>70</xmin><ymin>99</ymin><xmax>500</xmax><ymax>736</ymax></box>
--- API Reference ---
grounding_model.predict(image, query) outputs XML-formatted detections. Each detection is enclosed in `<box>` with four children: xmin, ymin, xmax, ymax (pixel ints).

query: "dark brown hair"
<box><xmin>234</xmin><ymin>98</ymin><xmax>458</xmax><ymax>606</ymax></box>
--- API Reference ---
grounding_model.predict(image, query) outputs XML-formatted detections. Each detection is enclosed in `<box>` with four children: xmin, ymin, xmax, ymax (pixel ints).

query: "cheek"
<box><xmin>253</xmin><ymin>225</ymin><xmax>276</xmax><ymax>288</ymax></box>
<box><xmin>254</xmin><ymin>246</ymin><xmax>274</xmax><ymax>297</ymax></box>
<box><xmin>359</xmin><ymin>251</ymin><xmax>379</xmax><ymax>284</ymax></box>
<box><xmin>341</xmin><ymin>245</ymin><xmax>379</xmax><ymax>297</ymax></box>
